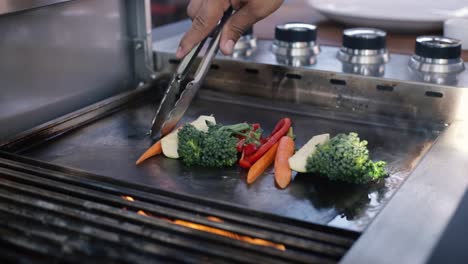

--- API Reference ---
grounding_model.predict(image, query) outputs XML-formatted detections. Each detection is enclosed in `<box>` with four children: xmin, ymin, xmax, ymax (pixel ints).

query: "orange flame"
<box><xmin>137</xmin><ymin>210</ymin><xmax>148</xmax><ymax>216</ymax></box>
<box><xmin>121</xmin><ymin>196</ymin><xmax>135</xmax><ymax>202</ymax></box>
<box><xmin>136</xmin><ymin>210</ymin><xmax>285</xmax><ymax>251</ymax></box>
<box><xmin>206</xmin><ymin>216</ymin><xmax>224</xmax><ymax>223</ymax></box>
<box><xmin>172</xmin><ymin>219</ymin><xmax>286</xmax><ymax>251</ymax></box>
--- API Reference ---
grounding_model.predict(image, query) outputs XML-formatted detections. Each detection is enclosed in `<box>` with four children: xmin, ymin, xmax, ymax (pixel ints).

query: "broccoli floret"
<box><xmin>178</xmin><ymin>122</ymin><xmax>248</xmax><ymax>167</ymax></box>
<box><xmin>200</xmin><ymin>128</ymin><xmax>238</xmax><ymax>167</ymax></box>
<box><xmin>178</xmin><ymin>124</ymin><xmax>204</xmax><ymax>166</ymax></box>
<box><xmin>306</xmin><ymin>132</ymin><xmax>387</xmax><ymax>184</ymax></box>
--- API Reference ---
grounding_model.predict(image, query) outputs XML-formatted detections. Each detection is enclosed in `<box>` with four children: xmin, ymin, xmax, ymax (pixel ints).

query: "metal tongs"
<box><xmin>150</xmin><ymin>7</ymin><xmax>234</xmax><ymax>138</ymax></box>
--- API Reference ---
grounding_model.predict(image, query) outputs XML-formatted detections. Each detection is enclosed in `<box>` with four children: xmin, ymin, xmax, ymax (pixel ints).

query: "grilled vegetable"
<box><xmin>198</xmin><ymin>123</ymin><xmax>247</xmax><ymax>167</ymax></box>
<box><xmin>235</xmin><ymin>123</ymin><xmax>263</xmax><ymax>153</ymax></box>
<box><xmin>161</xmin><ymin>115</ymin><xmax>215</xmax><ymax>159</ymax></box>
<box><xmin>240</xmin><ymin>118</ymin><xmax>292</xmax><ymax>169</ymax></box>
<box><xmin>288</xmin><ymin>134</ymin><xmax>330</xmax><ymax>173</ymax></box>
<box><xmin>178</xmin><ymin>122</ymin><xmax>250</xmax><ymax>167</ymax></box>
<box><xmin>136</xmin><ymin>125</ymin><xmax>187</xmax><ymax>164</ymax></box>
<box><xmin>177</xmin><ymin>124</ymin><xmax>205</xmax><ymax>166</ymax></box>
<box><xmin>247</xmin><ymin>142</ymin><xmax>279</xmax><ymax>184</ymax></box>
<box><xmin>274</xmin><ymin>136</ymin><xmax>295</xmax><ymax>189</ymax></box>
<box><xmin>306</xmin><ymin>132</ymin><xmax>387</xmax><ymax>184</ymax></box>
<box><xmin>136</xmin><ymin>140</ymin><xmax>162</xmax><ymax>165</ymax></box>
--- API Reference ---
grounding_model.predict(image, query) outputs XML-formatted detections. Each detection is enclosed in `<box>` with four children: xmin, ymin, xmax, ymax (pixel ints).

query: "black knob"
<box><xmin>415</xmin><ymin>36</ymin><xmax>462</xmax><ymax>60</ymax></box>
<box><xmin>275</xmin><ymin>23</ymin><xmax>317</xmax><ymax>42</ymax></box>
<box><xmin>342</xmin><ymin>28</ymin><xmax>386</xmax><ymax>50</ymax></box>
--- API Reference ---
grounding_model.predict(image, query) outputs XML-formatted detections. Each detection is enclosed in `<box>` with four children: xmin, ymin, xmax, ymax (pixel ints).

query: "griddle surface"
<box><xmin>23</xmin><ymin>90</ymin><xmax>438</xmax><ymax>231</ymax></box>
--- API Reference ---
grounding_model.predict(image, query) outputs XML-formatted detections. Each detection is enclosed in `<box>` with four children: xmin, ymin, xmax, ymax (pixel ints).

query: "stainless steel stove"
<box><xmin>1</xmin><ymin>1</ymin><xmax>467</xmax><ymax>264</ymax></box>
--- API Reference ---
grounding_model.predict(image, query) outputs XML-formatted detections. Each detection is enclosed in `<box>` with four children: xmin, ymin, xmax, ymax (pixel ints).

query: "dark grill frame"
<box><xmin>0</xmin><ymin>151</ymin><xmax>358</xmax><ymax>263</ymax></box>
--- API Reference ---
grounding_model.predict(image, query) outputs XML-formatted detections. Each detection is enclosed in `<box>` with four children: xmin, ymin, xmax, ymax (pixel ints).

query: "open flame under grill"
<box><xmin>133</xmin><ymin>208</ymin><xmax>287</xmax><ymax>251</ymax></box>
<box><xmin>0</xmin><ymin>151</ymin><xmax>358</xmax><ymax>263</ymax></box>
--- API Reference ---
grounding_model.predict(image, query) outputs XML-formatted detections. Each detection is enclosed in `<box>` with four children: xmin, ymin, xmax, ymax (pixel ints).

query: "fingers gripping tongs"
<box><xmin>150</xmin><ymin>8</ymin><xmax>233</xmax><ymax>138</ymax></box>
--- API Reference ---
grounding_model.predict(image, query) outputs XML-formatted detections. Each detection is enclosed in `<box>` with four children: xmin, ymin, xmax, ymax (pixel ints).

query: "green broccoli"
<box><xmin>177</xmin><ymin>124</ymin><xmax>204</xmax><ymax>166</ymax></box>
<box><xmin>178</xmin><ymin>122</ymin><xmax>250</xmax><ymax>168</ymax></box>
<box><xmin>306</xmin><ymin>132</ymin><xmax>387</xmax><ymax>184</ymax></box>
<box><xmin>200</xmin><ymin>128</ymin><xmax>238</xmax><ymax>167</ymax></box>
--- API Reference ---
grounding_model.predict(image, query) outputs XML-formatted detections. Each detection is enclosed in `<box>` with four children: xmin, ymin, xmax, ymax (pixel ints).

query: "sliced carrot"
<box><xmin>136</xmin><ymin>125</ymin><xmax>184</xmax><ymax>165</ymax></box>
<box><xmin>274</xmin><ymin>136</ymin><xmax>295</xmax><ymax>189</ymax></box>
<box><xmin>135</xmin><ymin>140</ymin><xmax>162</xmax><ymax>165</ymax></box>
<box><xmin>247</xmin><ymin>142</ymin><xmax>280</xmax><ymax>184</ymax></box>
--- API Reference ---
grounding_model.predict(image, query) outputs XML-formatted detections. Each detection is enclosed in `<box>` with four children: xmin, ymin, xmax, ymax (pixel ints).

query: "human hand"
<box><xmin>176</xmin><ymin>0</ymin><xmax>284</xmax><ymax>58</ymax></box>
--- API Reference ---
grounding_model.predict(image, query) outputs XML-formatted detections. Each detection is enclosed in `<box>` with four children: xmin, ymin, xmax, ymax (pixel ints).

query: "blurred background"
<box><xmin>151</xmin><ymin>0</ymin><xmax>188</xmax><ymax>27</ymax></box>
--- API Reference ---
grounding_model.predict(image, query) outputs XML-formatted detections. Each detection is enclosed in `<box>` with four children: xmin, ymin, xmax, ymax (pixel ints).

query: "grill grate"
<box><xmin>0</xmin><ymin>152</ymin><xmax>358</xmax><ymax>263</ymax></box>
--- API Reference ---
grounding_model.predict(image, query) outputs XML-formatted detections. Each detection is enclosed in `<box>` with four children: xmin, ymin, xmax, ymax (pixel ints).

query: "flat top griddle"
<box><xmin>19</xmin><ymin>88</ymin><xmax>439</xmax><ymax>232</ymax></box>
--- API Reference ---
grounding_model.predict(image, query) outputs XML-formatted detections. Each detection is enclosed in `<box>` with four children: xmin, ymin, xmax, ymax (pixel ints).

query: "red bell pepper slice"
<box><xmin>236</xmin><ymin>138</ymin><xmax>246</xmax><ymax>152</ymax></box>
<box><xmin>236</xmin><ymin>123</ymin><xmax>262</xmax><ymax>153</ymax></box>
<box><xmin>239</xmin><ymin>118</ymin><xmax>292</xmax><ymax>169</ymax></box>
<box><xmin>243</xmin><ymin>143</ymin><xmax>258</xmax><ymax>156</ymax></box>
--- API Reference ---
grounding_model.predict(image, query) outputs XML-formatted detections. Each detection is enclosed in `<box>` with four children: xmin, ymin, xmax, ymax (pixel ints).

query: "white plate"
<box><xmin>308</xmin><ymin>0</ymin><xmax>468</xmax><ymax>32</ymax></box>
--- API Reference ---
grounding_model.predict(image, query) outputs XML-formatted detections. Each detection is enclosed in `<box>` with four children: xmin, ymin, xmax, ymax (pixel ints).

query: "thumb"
<box><xmin>177</xmin><ymin>0</ymin><xmax>228</xmax><ymax>58</ymax></box>
<box><xmin>220</xmin><ymin>9</ymin><xmax>257</xmax><ymax>55</ymax></box>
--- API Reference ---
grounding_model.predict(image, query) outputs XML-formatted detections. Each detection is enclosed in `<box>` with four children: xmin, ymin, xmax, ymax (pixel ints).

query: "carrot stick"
<box><xmin>135</xmin><ymin>140</ymin><xmax>162</xmax><ymax>165</ymax></box>
<box><xmin>136</xmin><ymin>125</ymin><xmax>183</xmax><ymax>165</ymax></box>
<box><xmin>274</xmin><ymin>136</ymin><xmax>295</xmax><ymax>189</ymax></box>
<box><xmin>247</xmin><ymin>142</ymin><xmax>280</xmax><ymax>184</ymax></box>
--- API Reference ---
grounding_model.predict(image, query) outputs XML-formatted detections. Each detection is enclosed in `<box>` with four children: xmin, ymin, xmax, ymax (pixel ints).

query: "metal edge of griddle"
<box><xmin>0</xmin><ymin>81</ymin><xmax>166</xmax><ymax>154</ymax></box>
<box><xmin>155</xmin><ymin>51</ymin><xmax>466</xmax><ymax>131</ymax></box>
<box><xmin>341</xmin><ymin>120</ymin><xmax>468</xmax><ymax>264</ymax></box>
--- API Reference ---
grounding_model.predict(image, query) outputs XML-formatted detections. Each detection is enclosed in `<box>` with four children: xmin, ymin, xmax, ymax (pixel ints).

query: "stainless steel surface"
<box><xmin>20</xmin><ymin>87</ymin><xmax>439</xmax><ymax>232</ymax></box>
<box><xmin>150</xmin><ymin>41</ymin><xmax>205</xmax><ymax>138</ymax></box>
<box><xmin>233</xmin><ymin>35</ymin><xmax>257</xmax><ymax>58</ymax></box>
<box><xmin>342</xmin><ymin>120</ymin><xmax>468</xmax><ymax>264</ymax></box>
<box><xmin>337</xmin><ymin>48</ymin><xmax>389</xmax><ymax>65</ymax></box>
<box><xmin>0</xmin><ymin>0</ymin><xmax>135</xmax><ymax>141</ymax></box>
<box><xmin>341</xmin><ymin>62</ymin><xmax>385</xmax><ymax>77</ymax></box>
<box><xmin>342</xmin><ymin>28</ymin><xmax>386</xmax><ymax>41</ymax></box>
<box><xmin>409</xmin><ymin>66</ymin><xmax>463</xmax><ymax>86</ymax></box>
<box><xmin>159</xmin><ymin>9</ymin><xmax>233</xmax><ymax>136</ymax></box>
<box><xmin>409</xmin><ymin>55</ymin><xmax>465</xmax><ymax>74</ymax></box>
<box><xmin>126</xmin><ymin>0</ymin><xmax>155</xmax><ymax>84</ymax></box>
<box><xmin>156</xmin><ymin>51</ymin><xmax>467</xmax><ymax>127</ymax></box>
<box><xmin>153</xmin><ymin>33</ymin><xmax>468</xmax><ymax>88</ymax></box>
<box><xmin>272</xmin><ymin>40</ymin><xmax>320</xmax><ymax>66</ymax></box>
<box><xmin>0</xmin><ymin>0</ymin><xmax>73</xmax><ymax>16</ymax></box>
<box><xmin>337</xmin><ymin>48</ymin><xmax>388</xmax><ymax>76</ymax></box>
